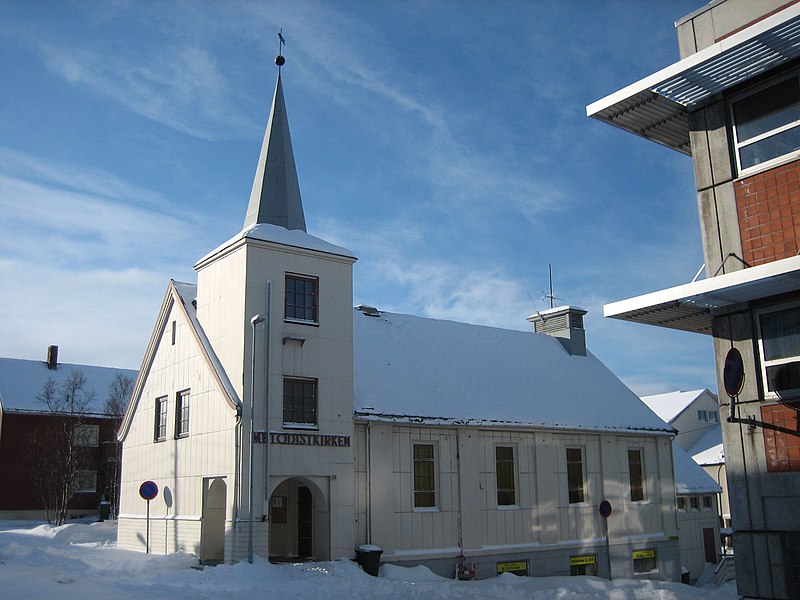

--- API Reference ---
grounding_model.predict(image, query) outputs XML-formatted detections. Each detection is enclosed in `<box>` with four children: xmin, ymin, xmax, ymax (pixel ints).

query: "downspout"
<box><xmin>366</xmin><ymin>422</ymin><xmax>372</xmax><ymax>544</ymax></box>
<box><xmin>263</xmin><ymin>281</ymin><xmax>272</xmax><ymax>530</ymax></box>
<box><xmin>233</xmin><ymin>407</ymin><xmax>242</xmax><ymax>560</ymax></box>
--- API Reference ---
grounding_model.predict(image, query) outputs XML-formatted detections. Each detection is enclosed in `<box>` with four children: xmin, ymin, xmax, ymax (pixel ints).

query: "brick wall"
<box><xmin>735</xmin><ymin>161</ymin><xmax>800</xmax><ymax>265</ymax></box>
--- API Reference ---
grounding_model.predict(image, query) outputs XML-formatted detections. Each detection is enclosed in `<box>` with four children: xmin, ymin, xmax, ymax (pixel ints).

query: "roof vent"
<box><xmin>527</xmin><ymin>306</ymin><xmax>587</xmax><ymax>356</ymax></box>
<box><xmin>46</xmin><ymin>345</ymin><xmax>59</xmax><ymax>370</ymax></box>
<box><xmin>356</xmin><ymin>304</ymin><xmax>380</xmax><ymax>317</ymax></box>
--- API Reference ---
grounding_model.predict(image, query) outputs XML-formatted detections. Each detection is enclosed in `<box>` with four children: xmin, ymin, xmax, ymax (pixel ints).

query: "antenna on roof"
<box><xmin>275</xmin><ymin>29</ymin><xmax>286</xmax><ymax>71</ymax></box>
<box><xmin>542</xmin><ymin>264</ymin><xmax>563</xmax><ymax>309</ymax></box>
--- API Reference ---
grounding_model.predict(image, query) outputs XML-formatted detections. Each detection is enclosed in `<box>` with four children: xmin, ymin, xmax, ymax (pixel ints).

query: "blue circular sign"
<box><xmin>139</xmin><ymin>480</ymin><xmax>159</xmax><ymax>501</ymax></box>
<box><xmin>599</xmin><ymin>499</ymin><xmax>613</xmax><ymax>518</ymax></box>
<box><xmin>723</xmin><ymin>348</ymin><xmax>745</xmax><ymax>398</ymax></box>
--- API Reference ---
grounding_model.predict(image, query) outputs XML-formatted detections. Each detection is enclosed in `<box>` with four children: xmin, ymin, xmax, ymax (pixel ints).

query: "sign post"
<box><xmin>139</xmin><ymin>480</ymin><xmax>159</xmax><ymax>554</ymax></box>
<box><xmin>599</xmin><ymin>499</ymin><xmax>613</xmax><ymax>580</ymax></box>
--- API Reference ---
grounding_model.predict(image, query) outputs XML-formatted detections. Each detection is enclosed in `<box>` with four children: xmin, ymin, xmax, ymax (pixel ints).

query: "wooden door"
<box><xmin>298</xmin><ymin>486</ymin><xmax>312</xmax><ymax>558</ymax></box>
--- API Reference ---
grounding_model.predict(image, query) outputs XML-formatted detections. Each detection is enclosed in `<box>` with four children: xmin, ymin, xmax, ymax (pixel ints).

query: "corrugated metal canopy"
<box><xmin>603</xmin><ymin>256</ymin><xmax>800</xmax><ymax>334</ymax></box>
<box><xmin>587</xmin><ymin>4</ymin><xmax>800</xmax><ymax>154</ymax></box>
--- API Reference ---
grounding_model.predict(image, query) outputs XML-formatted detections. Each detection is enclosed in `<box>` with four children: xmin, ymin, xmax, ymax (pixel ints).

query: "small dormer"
<box><xmin>527</xmin><ymin>306</ymin><xmax>587</xmax><ymax>356</ymax></box>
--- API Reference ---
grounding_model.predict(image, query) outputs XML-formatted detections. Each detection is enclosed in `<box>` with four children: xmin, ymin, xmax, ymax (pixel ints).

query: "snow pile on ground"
<box><xmin>0</xmin><ymin>520</ymin><xmax>738</xmax><ymax>599</ymax></box>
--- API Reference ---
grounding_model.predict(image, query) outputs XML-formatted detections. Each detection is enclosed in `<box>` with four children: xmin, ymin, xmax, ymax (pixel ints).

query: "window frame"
<box><xmin>412</xmin><ymin>442</ymin><xmax>437</xmax><ymax>510</ymax></box>
<box><xmin>566</xmin><ymin>446</ymin><xmax>585</xmax><ymax>504</ymax></box>
<box><xmin>755</xmin><ymin>302</ymin><xmax>800</xmax><ymax>401</ymax></box>
<box><xmin>284</xmin><ymin>273</ymin><xmax>319</xmax><ymax>325</ymax></box>
<box><xmin>154</xmin><ymin>396</ymin><xmax>168</xmax><ymax>442</ymax></box>
<box><xmin>74</xmin><ymin>469</ymin><xmax>97</xmax><ymax>493</ymax></box>
<box><xmin>677</xmin><ymin>496</ymin><xmax>687</xmax><ymax>511</ymax></box>
<box><xmin>175</xmin><ymin>389</ymin><xmax>190</xmax><ymax>438</ymax></box>
<box><xmin>282</xmin><ymin>377</ymin><xmax>318</xmax><ymax>428</ymax></box>
<box><xmin>632</xmin><ymin>549</ymin><xmax>658</xmax><ymax>574</ymax></box>
<box><xmin>628</xmin><ymin>447</ymin><xmax>646</xmax><ymax>502</ymax></box>
<box><xmin>75</xmin><ymin>423</ymin><xmax>100</xmax><ymax>447</ymax></box>
<box><xmin>730</xmin><ymin>71</ymin><xmax>800</xmax><ymax>176</ymax></box>
<box><xmin>495</xmin><ymin>445</ymin><xmax>517</xmax><ymax>507</ymax></box>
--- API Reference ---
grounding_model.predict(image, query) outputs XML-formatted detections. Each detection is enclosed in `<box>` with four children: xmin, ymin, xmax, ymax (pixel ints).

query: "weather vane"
<box><xmin>276</xmin><ymin>29</ymin><xmax>286</xmax><ymax>69</ymax></box>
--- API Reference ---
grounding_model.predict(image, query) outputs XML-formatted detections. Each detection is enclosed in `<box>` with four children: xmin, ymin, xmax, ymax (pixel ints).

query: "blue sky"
<box><xmin>0</xmin><ymin>0</ymin><xmax>716</xmax><ymax>396</ymax></box>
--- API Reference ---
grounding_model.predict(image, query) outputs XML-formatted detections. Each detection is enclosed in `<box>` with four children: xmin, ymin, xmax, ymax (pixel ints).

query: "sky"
<box><xmin>0</xmin><ymin>520</ymin><xmax>738</xmax><ymax>599</ymax></box>
<box><xmin>0</xmin><ymin>0</ymin><xmax>717</xmax><ymax>397</ymax></box>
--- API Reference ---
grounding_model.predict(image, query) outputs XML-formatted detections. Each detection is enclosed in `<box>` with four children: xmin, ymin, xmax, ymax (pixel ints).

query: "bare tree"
<box><xmin>102</xmin><ymin>373</ymin><xmax>134</xmax><ymax>518</ymax></box>
<box><xmin>27</xmin><ymin>370</ymin><xmax>96</xmax><ymax>525</ymax></box>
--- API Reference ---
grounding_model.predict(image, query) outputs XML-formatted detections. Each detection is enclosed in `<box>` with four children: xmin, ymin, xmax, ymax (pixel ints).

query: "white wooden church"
<box><xmin>118</xmin><ymin>61</ymin><xmax>682</xmax><ymax>581</ymax></box>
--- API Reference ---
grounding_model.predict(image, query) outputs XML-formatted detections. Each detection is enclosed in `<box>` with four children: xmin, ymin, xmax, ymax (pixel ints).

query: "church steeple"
<box><xmin>243</xmin><ymin>65</ymin><xmax>307</xmax><ymax>232</ymax></box>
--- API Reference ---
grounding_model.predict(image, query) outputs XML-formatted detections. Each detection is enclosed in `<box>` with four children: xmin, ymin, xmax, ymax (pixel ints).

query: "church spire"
<box><xmin>243</xmin><ymin>47</ymin><xmax>306</xmax><ymax>232</ymax></box>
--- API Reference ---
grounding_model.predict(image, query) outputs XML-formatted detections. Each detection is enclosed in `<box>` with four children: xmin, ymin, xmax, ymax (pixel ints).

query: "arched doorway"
<box><xmin>268</xmin><ymin>477</ymin><xmax>329</xmax><ymax>561</ymax></box>
<box><xmin>200</xmin><ymin>477</ymin><xmax>226</xmax><ymax>563</ymax></box>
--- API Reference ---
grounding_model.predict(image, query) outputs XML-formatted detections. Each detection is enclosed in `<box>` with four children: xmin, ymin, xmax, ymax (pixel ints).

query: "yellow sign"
<box><xmin>496</xmin><ymin>561</ymin><xmax>528</xmax><ymax>574</ymax></box>
<box><xmin>632</xmin><ymin>549</ymin><xmax>655</xmax><ymax>559</ymax></box>
<box><xmin>570</xmin><ymin>555</ymin><xmax>596</xmax><ymax>566</ymax></box>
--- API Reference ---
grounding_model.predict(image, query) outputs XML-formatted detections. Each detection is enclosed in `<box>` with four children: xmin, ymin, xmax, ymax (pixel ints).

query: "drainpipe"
<box><xmin>248</xmin><ymin>313</ymin><xmax>266</xmax><ymax>563</ymax></box>
<box><xmin>263</xmin><ymin>282</ymin><xmax>272</xmax><ymax>533</ymax></box>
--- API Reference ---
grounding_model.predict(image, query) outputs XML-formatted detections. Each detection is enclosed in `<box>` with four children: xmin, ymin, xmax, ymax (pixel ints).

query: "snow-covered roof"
<box><xmin>196</xmin><ymin>223</ymin><xmax>356</xmax><ymax>268</ymax></box>
<box><xmin>673</xmin><ymin>442</ymin><xmax>722</xmax><ymax>495</ymax></box>
<box><xmin>640</xmin><ymin>389</ymin><xmax>711</xmax><ymax>423</ymax></box>
<box><xmin>692</xmin><ymin>443</ymin><xmax>725</xmax><ymax>467</ymax></box>
<box><xmin>353</xmin><ymin>310</ymin><xmax>673</xmax><ymax>434</ymax></box>
<box><xmin>687</xmin><ymin>426</ymin><xmax>724</xmax><ymax>464</ymax></box>
<box><xmin>0</xmin><ymin>357</ymin><xmax>137</xmax><ymax>415</ymax></box>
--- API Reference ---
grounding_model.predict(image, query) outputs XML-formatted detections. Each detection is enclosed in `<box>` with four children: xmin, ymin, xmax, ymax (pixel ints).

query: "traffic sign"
<box><xmin>599</xmin><ymin>499</ymin><xmax>613</xmax><ymax>518</ymax></box>
<box><xmin>723</xmin><ymin>348</ymin><xmax>745</xmax><ymax>398</ymax></box>
<box><xmin>139</xmin><ymin>480</ymin><xmax>159</xmax><ymax>501</ymax></box>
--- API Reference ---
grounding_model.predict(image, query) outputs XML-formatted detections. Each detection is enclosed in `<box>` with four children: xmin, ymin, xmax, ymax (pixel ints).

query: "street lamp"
<box><xmin>248</xmin><ymin>313</ymin><xmax>266</xmax><ymax>564</ymax></box>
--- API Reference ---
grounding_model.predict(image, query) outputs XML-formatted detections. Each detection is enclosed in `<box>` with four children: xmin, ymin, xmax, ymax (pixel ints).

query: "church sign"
<box><xmin>253</xmin><ymin>431</ymin><xmax>351</xmax><ymax>447</ymax></box>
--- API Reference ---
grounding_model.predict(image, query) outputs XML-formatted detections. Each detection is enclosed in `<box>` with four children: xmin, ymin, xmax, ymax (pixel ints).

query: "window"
<box><xmin>703</xmin><ymin>496</ymin><xmax>713</xmax><ymax>511</ymax></box>
<box><xmin>566</xmin><ymin>447</ymin><xmax>585</xmax><ymax>504</ymax></box>
<box><xmin>677</xmin><ymin>496</ymin><xmax>687</xmax><ymax>511</ymax></box>
<box><xmin>709</xmin><ymin>411</ymin><xmax>719</xmax><ymax>423</ymax></box>
<box><xmin>732</xmin><ymin>74</ymin><xmax>800</xmax><ymax>173</ymax></box>
<box><xmin>690</xmin><ymin>496</ymin><xmax>700</xmax><ymax>511</ymax></box>
<box><xmin>74</xmin><ymin>470</ymin><xmax>97</xmax><ymax>493</ymax></box>
<box><xmin>285</xmin><ymin>274</ymin><xmax>318</xmax><ymax>323</ymax></box>
<box><xmin>75</xmin><ymin>424</ymin><xmax>99</xmax><ymax>447</ymax></box>
<box><xmin>154</xmin><ymin>396</ymin><xmax>168</xmax><ymax>441</ymax></box>
<box><xmin>283</xmin><ymin>378</ymin><xmax>317</xmax><ymax>426</ymax></box>
<box><xmin>633</xmin><ymin>549</ymin><xmax>657</xmax><ymax>574</ymax></box>
<box><xmin>495</xmin><ymin>446</ymin><xmax>516</xmax><ymax>506</ymax></box>
<box><xmin>757</xmin><ymin>305</ymin><xmax>800</xmax><ymax>399</ymax></box>
<box><xmin>698</xmin><ymin>410</ymin><xmax>707</xmax><ymax>422</ymax></box>
<box><xmin>569</xmin><ymin>555</ymin><xmax>597</xmax><ymax>577</ymax></box>
<box><xmin>171</xmin><ymin>320</ymin><xmax>176</xmax><ymax>345</ymax></box>
<box><xmin>413</xmin><ymin>443</ymin><xmax>436</xmax><ymax>508</ymax></box>
<box><xmin>628</xmin><ymin>448</ymin><xmax>645</xmax><ymax>502</ymax></box>
<box><xmin>175</xmin><ymin>390</ymin><xmax>190</xmax><ymax>437</ymax></box>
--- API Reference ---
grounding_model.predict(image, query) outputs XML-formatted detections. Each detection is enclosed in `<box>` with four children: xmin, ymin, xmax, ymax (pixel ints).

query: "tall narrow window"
<box><xmin>285</xmin><ymin>274</ymin><xmax>318</xmax><ymax>323</ymax></box>
<box><xmin>154</xmin><ymin>396</ymin><xmax>167</xmax><ymax>441</ymax></box>
<box><xmin>175</xmin><ymin>390</ymin><xmax>190</xmax><ymax>438</ymax></box>
<box><xmin>283</xmin><ymin>378</ymin><xmax>317</xmax><ymax>426</ymax></box>
<box><xmin>413</xmin><ymin>443</ymin><xmax>436</xmax><ymax>508</ymax></box>
<box><xmin>628</xmin><ymin>448</ymin><xmax>645</xmax><ymax>502</ymax></box>
<box><xmin>495</xmin><ymin>446</ymin><xmax>516</xmax><ymax>506</ymax></box>
<box><xmin>566</xmin><ymin>447</ymin><xmax>585</xmax><ymax>504</ymax></box>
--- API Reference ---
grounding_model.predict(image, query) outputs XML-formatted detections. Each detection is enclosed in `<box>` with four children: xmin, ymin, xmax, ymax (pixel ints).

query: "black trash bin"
<box><xmin>99</xmin><ymin>501</ymin><xmax>111</xmax><ymax>521</ymax></box>
<box><xmin>355</xmin><ymin>544</ymin><xmax>382</xmax><ymax>576</ymax></box>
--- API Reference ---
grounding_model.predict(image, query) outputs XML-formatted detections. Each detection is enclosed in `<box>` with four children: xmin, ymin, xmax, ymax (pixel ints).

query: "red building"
<box><xmin>0</xmin><ymin>347</ymin><xmax>136</xmax><ymax>519</ymax></box>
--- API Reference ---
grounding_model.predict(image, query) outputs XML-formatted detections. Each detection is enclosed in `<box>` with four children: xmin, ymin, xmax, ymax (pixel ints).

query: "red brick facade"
<box><xmin>735</xmin><ymin>161</ymin><xmax>800</xmax><ymax>266</ymax></box>
<box><xmin>761</xmin><ymin>403</ymin><xmax>800</xmax><ymax>473</ymax></box>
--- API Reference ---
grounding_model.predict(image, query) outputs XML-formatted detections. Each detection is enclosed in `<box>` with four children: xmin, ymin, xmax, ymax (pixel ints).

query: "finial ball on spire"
<box><xmin>275</xmin><ymin>54</ymin><xmax>285</xmax><ymax>67</ymax></box>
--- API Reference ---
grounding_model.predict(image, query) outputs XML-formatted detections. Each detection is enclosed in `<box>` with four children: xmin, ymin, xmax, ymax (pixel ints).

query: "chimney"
<box><xmin>46</xmin><ymin>345</ymin><xmax>59</xmax><ymax>370</ymax></box>
<box><xmin>527</xmin><ymin>306</ymin><xmax>587</xmax><ymax>356</ymax></box>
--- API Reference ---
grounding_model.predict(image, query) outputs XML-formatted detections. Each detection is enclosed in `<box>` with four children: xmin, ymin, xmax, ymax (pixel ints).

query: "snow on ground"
<box><xmin>0</xmin><ymin>520</ymin><xmax>739</xmax><ymax>600</ymax></box>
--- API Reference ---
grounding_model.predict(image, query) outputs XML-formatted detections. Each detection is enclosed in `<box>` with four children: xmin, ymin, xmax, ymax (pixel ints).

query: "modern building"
<box><xmin>642</xmin><ymin>389</ymin><xmax>730</xmax><ymax>538</ymax></box>
<box><xmin>0</xmin><ymin>348</ymin><xmax>136</xmax><ymax>519</ymax></box>
<box><xmin>588</xmin><ymin>1</ymin><xmax>800</xmax><ymax>597</ymax></box>
<box><xmin>118</xmin><ymin>63</ymin><xmax>683</xmax><ymax>581</ymax></box>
